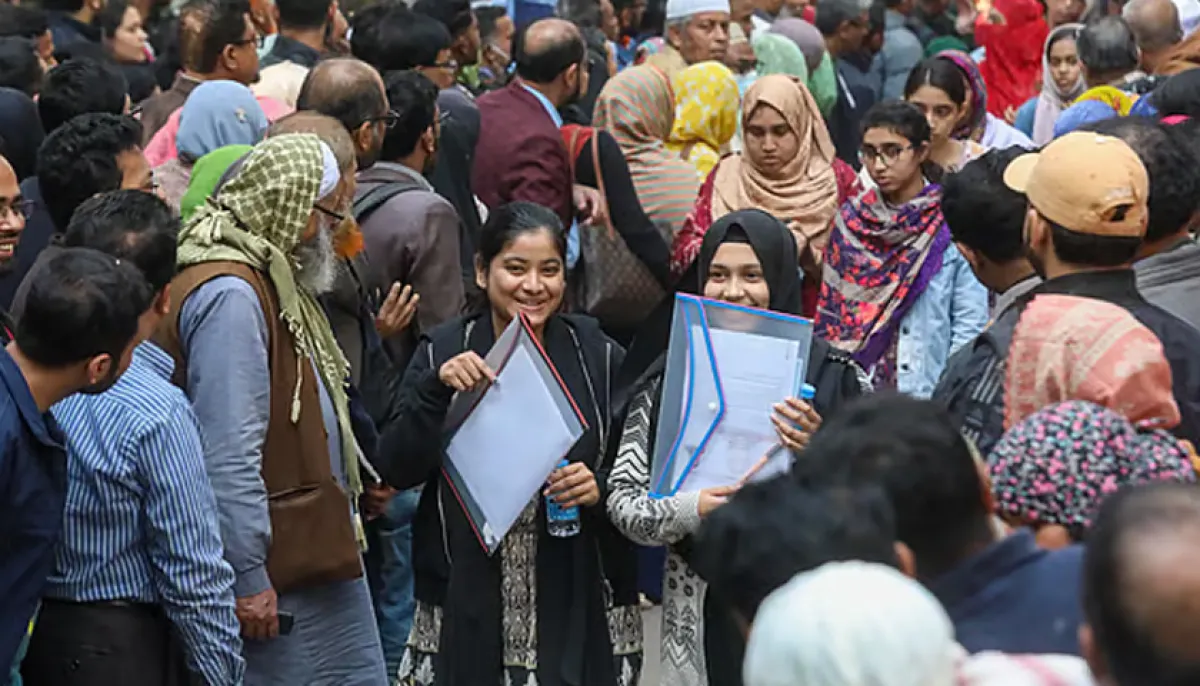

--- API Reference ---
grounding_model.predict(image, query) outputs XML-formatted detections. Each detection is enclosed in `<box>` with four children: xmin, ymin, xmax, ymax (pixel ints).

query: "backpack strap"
<box><xmin>352</xmin><ymin>179</ymin><xmax>425</xmax><ymax>224</ymax></box>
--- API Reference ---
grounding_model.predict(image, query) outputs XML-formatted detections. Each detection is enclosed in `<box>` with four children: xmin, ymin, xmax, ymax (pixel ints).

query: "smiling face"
<box><xmin>0</xmin><ymin>158</ymin><xmax>25</xmax><ymax>271</ymax></box>
<box><xmin>907</xmin><ymin>84</ymin><xmax>964</xmax><ymax>144</ymax></box>
<box><xmin>744</xmin><ymin>103</ymin><xmax>800</xmax><ymax>177</ymax></box>
<box><xmin>477</xmin><ymin>227</ymin><xmax>566</xmax><ymax>334</ymax></box>
<box><xmin>1048</xmin><ymin>36</ymin><xmax>1082</xmax><ymax>93</ymax></box>
<box><xmin>703</xmin><ymin>241</ymin><xmax>770</xmax><ymax>308</ymax></box>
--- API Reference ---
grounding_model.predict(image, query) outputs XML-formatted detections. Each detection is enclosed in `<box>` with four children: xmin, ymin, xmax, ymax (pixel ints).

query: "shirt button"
<box><xmin>901</xmin><ymin>326</ymin><xmax>910</xmax><ymax>335</ymax></box>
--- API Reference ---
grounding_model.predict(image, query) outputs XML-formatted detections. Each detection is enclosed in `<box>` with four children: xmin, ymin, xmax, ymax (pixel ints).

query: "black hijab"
<box><xmin>1152</xmin><ymin>69</ymin><xmax>1200</xmax><ymax>118</ymax></box>
<box><xmin>0</xmin><ymin>88</ymin><xmax>44</xmax><ymax>181</ymax></box>
<box><xmin>695</xmin><ymin>209</ymin><xmax>804</xmax><ymax>316</ymax></box>
<box><xmin>615</xmin><ymin>209</ymin><xmax>806</xmax><ymax>410</ymax></box>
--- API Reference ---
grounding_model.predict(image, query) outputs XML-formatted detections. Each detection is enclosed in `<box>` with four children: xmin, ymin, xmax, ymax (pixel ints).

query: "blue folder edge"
<box><xmin>649</xmin><ymin>294</ymin><xmax>811</xmax><ymax>498</ymax></box>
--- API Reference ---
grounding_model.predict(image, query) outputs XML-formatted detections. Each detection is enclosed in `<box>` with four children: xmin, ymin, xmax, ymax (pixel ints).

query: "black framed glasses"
<box><xmin>859</xmin><ymin>144</ymin><xmax>915</xmax><ymax>167</ymax></box>
<box><xmin>314</xmin><ymin>204</ymin><xmax>347</xmax><ymax>222</ymax></box>
<box><xmin>0</xmin><ymin>199</ymin><xmax>36</xmax><ymax>221</ymax></box>
<box><xmin>234</xmin><ymin>34</ymin><xmax>266</xmax><ymax>49</ymax></box>
<box><xmin>368</xmin><ymin>110</ymin><xmax>401</xmax><ymax>130</ymax></box>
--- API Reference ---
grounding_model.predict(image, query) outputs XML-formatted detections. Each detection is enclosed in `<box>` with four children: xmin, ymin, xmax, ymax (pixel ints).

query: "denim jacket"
<box><xmin>895</xmin><ymin>246</ymin><xmax>989</xmax><ymax>398</ymax></box>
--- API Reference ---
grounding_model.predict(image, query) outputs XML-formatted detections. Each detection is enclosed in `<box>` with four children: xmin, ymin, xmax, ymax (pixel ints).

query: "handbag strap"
<box><xmin>587</xmin><ymin>132</ymin><xmax>615</xmax><ymax>240</ymax></box>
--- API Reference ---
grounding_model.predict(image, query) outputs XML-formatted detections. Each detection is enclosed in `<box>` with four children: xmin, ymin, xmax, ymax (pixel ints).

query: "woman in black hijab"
<box><xmin>604</xmin><ymin>209</ymin><xmax>870</xmax><ymax>686</ymax></box>
<box><xmin>0</xmin><ymin>87</ymin><xmax>44</xmax><ymax>181</ymax></box>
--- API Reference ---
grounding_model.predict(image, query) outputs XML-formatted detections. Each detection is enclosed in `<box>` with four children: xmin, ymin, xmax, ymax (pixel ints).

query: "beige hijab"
<box><xmin>712</xmin><ymin>75</ymin><xmax>839</xmax><ymax>274</ymax></box>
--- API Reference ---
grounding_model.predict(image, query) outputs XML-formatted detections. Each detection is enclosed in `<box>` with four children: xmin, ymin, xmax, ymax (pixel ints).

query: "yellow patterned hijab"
<box><xmin>666</xmin><ymin>61</ymin><xmax>740</xmax><ymax>180</ymax></box>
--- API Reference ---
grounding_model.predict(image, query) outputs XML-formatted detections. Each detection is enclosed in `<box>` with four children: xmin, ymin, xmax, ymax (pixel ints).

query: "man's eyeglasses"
<box><xmin>368</xmin><ymin>111</ymin><xmax>401</xmax><ymax>130</ymax></box>
<box><xmin>0</xmin><ymin>199</ymin><xmax>35</xmax><ymax>222</ymax></box>
<box><xmin>234</xmin><ymin>35</ymin><xmax>267</xmax><ymax>49</ymax></box>
<box><xmin>859</xmin><ymin>144</ymin><xmax>915</xmax><ymax>167</ymax></box>
<box><xmin>431</xmin><ymin>59</ymin><xmax>458</xmax><ymax>71</ymax></box>
<box><xmin>314</xmin><ymin>204</ymin><xmax>347</xmax><ymax>222</ymax></box>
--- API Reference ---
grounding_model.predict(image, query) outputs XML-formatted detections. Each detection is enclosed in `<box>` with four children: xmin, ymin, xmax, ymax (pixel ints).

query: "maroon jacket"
<box><xmin>472</xmin><ymin>81</ymin><xmax>574</xmax><ymax>227</ymax></box>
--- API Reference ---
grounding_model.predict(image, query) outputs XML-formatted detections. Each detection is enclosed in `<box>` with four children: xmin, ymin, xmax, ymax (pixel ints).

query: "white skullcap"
<box><xmin>744</xmin><ymin>561</ymin><xmax>959</xmax><ymax>686</ymax></box>
<box><xmin>317</xmin><ymin>141</ymin><xmax>341</xmax><ymax>199</ymax></box>
<box><xmin>666</xmin><ymin>0</ymin><xmax>732</xmax><ymax>21</ymax></box>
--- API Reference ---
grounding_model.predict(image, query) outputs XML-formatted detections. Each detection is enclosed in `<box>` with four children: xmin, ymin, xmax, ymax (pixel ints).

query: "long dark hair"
<box><xmin>904</xmin><ymin>56</ymin><xmax>969</xmax><ymax>107</ymax></box>
<box><xmin>470</xmin><ymin>201</ymin><xmax>567</xmax><ymax>312</ymax></box>
<box><xmin>861</xmin><ymin>100</ymin><xmax>944</xmax><ymax>184</ymax></box>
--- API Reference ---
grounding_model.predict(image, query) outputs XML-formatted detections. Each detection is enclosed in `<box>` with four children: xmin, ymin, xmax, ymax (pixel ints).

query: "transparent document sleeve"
<box><xmin>442</xmin><ymin>314</ymin><xmax>587</xmax><ymax>554</ymax></box>
<box><xmin>649</xmin><ymin>294</ymin><xmax>813</xmax><ymax>497</ymax></box>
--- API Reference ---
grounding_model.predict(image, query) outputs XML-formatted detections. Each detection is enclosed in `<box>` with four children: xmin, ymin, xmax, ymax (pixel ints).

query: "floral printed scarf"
<box><xmin>816</xmin><ymin>184</ymin><xmax>950</xmax><ymax>370</ymax></box>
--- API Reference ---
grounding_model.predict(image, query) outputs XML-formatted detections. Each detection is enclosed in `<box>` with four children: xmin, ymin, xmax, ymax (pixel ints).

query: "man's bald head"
<box><xmin>514</xmin><ymin>17</ymin><xmax>586</xmax><ymax>85</ymax></box>
<box><xmin>1124</xmin><ymin>0</ymin><xmax>1182</xmax><ymax>60</ymax></box>
<box><xmin>296</xmin><ymin>57</ymin><xmax>389</xmax><ymax>169</ymax></box>
<box><xmin>1083</xmin><ymin>482</ymin><xmax>1200</xmax><ymax>685</ymax></box>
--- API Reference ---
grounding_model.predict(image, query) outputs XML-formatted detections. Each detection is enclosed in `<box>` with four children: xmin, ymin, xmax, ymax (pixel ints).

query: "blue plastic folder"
<box><xmin>649</xmin><ymin>294</ymin><xmax>814</xmax><ymax>498</ymax></box>
<box><xmin>441</xmin><ymin>313</ymin><xmax>588</xmax><ymax>554</ymax></box>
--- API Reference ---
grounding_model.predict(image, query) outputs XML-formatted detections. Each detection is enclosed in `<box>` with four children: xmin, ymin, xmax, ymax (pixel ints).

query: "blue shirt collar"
<box><xmin>927</xmin><ymin>529</ymin><xmax>1067</xmax><ymax>610</ymax></box>
<box><xmin>518</xmin><ymin>81</ymin><xmax>564</xmax><ymax>128</ymax></box>
<box><xmin>0</xmin><ymin>346</ymin><xmax>64</xmax><ymax>448</ymax></box>
<box><xmin>135</xmin><ymin>342</ymin><xmax>175</xmax><ymax>382</ymax></box>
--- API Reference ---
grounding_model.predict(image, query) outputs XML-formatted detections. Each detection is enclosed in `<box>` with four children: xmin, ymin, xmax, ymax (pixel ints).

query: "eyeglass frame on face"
<box><xmin>858</xmin><ymin>143</ymin><xmax>916</xmax><ymax>168</ymax></box>
<box><xmin>313</xmin><ymin>203</ymin><xmax>347</xmax><ymax>223</ymax></box>
<box><xmin>427</xmin><ymin>57</ymin><xmax>458</xmax><ymax>71</ymax></box>
<box><xmin>365</xmin><ymin>110</ymin><xmax>401</xmax><ymax>130</ymax></box>
<box><xmin>233</xmin><ymin>34</ymin><xmax>267</xmax><ymax>49</ymax></box>
<box><xmin>0</xmin><ymin>199</ymin><xmax>35</xmax><ymax>223</ymax></box>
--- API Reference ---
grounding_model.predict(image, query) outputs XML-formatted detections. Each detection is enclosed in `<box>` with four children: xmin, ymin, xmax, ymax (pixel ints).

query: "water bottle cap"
<box><xmin>800</xmin><ymin>383</ymin><xmax>816</xmax><ymax>401</ymax></box>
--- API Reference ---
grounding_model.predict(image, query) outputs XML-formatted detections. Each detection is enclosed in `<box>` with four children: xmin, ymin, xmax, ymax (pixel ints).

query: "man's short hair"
<box><xmin>693</xmin><ymin>479</ymin><xmax>899</xmax><ymax>622</ymax></box>
<box><xmin>38</xmin><ymin>58</ymin><xmax>128</xmax><ymax>134</ymax></box>
<box><xmin>1047</xmin><ymin>222</ymin><xmax>1143</xmax><ymax>266</ymax></box>
<box><xmin>793</xmin><ymin>393</ymin><xmax>994</xmax><ymax>579</ymax></box>
<box><xmin>40</xmin><ymin>0</ymin><xmax>86</xmax><ymax>13</ymax></box>
<box><xmin>413</xmin><ymin>0</ymin><xmax>475</xmax><ymax>38</ymax></box>
<box><xmin>352</xmin><ymin>5</ymin><xmax>453</xmax><ymax>72</ymax></box>
<box><xmin>381</xmin><ymin>70</ymin><xmax>439</xmax><ymax>163</ymax></box>
<box><xmin>15</xmin><ymin>247</ymin><xmax>153</xmax><ymax>367</ymax></box>
<box><xmin>275</xmin><ymin>0</ymin><xmax>332</xmax><ymax>30</ymax></box>
<box><xmin>476</xmin><ymin>6</ymin><xmax>508</xmax><ymax>43</ymax></box>
<box><xmin>178</xmin><ymin>0</ymin><xmax>253</xmax><ymax>74</ymax></box>
<box><xmin>37</xmin><ymin>113</ymin><xmax>143</xmax><ymax>231</ymax></box>
<box><xmin>814</xmin><ymin>0</ymin><xmax>869</xmax><ymax>35</ymax></box>
<box><xmin>0</xmin><ymin>38</ymin><xmax>42</xmax><ymax>97</ymax></box>
<box><xmin>1078</xmin><ymin>16</ymin><xmax>1141</xmax><ymax>75</ymax></box>
<box><xmin>942</xmin><ymin>147</ymin><xmax>1029</xmax><ymax>264</ymax></box>
<box><xmin>1080</xmin><ymin>117</ymin><xmax>1199</xmax><ymax>243</ymax></box>
<box><xmin>0</xmin><ymin>5</ymin><xmax>50</xmax><ymax>40</ymax></box>
<box><xmin>514</xmin><ymin>19</ymin><xmax>586</xmax><ymax>84</ymax></box>
<box><xmin>63</xmin><ymin>190</ymin><xmax>180</xmax><ymax>293</ymax></box>
<box><xmin>1084</xmin><ymin>482</ymin><xmax>1200</xmax><ymax>685</ymax></box>
<box><xmin>296</xmin><ymin>57</ymin><xmax>388</xmax><ymax>135</ymax></box>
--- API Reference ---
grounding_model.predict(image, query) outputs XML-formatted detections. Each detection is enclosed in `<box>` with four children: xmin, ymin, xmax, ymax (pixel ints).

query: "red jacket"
<box><xmin>472</xmin><ymin>81</ymin><xmax>574</xmax><ymax>228</ymax></box>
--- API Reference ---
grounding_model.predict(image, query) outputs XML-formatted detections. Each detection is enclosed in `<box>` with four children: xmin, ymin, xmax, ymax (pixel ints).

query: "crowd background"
<box><xmin>2</xmin><ymin>0</ymin><xmax>1200</xmax><ymax>684</ymax></box>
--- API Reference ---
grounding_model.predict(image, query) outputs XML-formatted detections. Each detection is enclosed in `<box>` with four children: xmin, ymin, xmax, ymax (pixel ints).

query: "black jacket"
<box><xmin>385</xmin><ymin>312</ymin><xmax>636</xmax><ymax>686</ymax></box>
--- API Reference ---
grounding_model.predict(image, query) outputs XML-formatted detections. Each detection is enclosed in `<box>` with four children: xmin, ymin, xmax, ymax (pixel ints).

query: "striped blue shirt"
<box><xmin>46</xmin><ymin>343</ymin><xmax>245</xmax><ymax>685</ymax></box>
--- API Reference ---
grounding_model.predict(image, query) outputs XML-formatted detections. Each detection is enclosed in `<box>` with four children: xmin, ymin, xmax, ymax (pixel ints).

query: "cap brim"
<box><xmin>1003</xmin><ymin>153</ymin><xmax>1040</xmax><ymax>194</ymax></box>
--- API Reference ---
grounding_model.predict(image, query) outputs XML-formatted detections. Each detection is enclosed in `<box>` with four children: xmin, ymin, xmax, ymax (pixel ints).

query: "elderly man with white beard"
<box><xmin>153</xmin><ymin>133</ymin><xmax>390</xmax><ymax>685</ymax></box>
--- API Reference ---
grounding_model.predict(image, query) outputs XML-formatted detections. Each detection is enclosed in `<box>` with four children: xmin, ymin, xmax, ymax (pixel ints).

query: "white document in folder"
<box><xmin>675</xmin><ymin>326</ymin><xmax>803</xmax><ymax>492</ymax></box>
<box><xmin>445</xmin><ymin>324</ymin><xmax>583</xmax><ymax>551</ymax></box>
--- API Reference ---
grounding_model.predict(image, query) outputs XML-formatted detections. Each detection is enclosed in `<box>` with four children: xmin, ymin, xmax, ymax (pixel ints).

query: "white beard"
<box><xmin>293</xmin><ymin>226</ymin><xmax>338</xmax><ymax>295</ymax></box>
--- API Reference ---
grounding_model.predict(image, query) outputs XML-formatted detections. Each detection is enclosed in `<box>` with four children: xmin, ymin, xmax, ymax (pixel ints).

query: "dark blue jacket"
<box><xmin>0</xmin><ymin>347</ymin><xmax>67</xmax><ymax>672</ymax></box>
<box><xmin>930</xmin><ymin>530</ymin><xmax>1084</xmax><ymax>656</ymax></box>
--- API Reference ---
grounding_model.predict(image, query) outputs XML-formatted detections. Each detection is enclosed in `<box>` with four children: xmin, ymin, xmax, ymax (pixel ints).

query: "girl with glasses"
<box><xmin>817</xmin><ymin>100</ymin><xmax>987</xmax><ymax>399</ymax></box>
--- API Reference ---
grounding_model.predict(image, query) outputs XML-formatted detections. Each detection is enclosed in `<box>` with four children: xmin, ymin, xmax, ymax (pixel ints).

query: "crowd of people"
<box><xmin>2</xmin><ymin>0</ymin><xmax>1200</xmax><ymax>684</ymax></box>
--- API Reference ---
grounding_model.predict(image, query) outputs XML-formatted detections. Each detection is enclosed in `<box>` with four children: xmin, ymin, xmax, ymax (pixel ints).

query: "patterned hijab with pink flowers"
<box><xmin>989</xmin><ymin>401</ymin><xmax>1197</xmax><ymax>534</ymax></box>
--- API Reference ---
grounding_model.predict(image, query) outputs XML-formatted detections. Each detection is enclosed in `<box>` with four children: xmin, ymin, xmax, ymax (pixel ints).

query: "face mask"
<box><xmin>736</xmin><ymin>71</ymin><xmax>758</xmax><ymax>97</ymax></box>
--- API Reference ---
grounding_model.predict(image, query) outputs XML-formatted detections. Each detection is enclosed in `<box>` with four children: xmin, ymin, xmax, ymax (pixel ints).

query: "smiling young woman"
<box><xmin>386</xmin><ymin>201</ymin><xmax>642</xmax><ymax>686</ymax></box>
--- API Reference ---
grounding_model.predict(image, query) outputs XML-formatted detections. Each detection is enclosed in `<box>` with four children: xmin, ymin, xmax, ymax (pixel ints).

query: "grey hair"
<box><xmin>1122</xmin><ymin>0</ymin><xmax>1183</xmax><ymax>51</ymax></box>
<box><xmin>813</xmin><ymin>0</ymin><xmax>871</xmax><ymax>35</ymax></box>
<box><xmin>1077</xmin><ymin>16</ymin><xmax>1142</xmax><ymax>75</ymax></box>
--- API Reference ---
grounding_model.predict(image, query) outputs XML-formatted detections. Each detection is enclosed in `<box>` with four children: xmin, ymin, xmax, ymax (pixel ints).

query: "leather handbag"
<box><xmin>564</xmin><ymin>126</ymin><xmax>670</xmax><ymax>329</ymax></box>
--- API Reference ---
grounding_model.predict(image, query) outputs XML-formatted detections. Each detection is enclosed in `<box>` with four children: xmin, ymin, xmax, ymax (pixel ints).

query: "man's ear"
<box><xmin>665</xmin><ymin>22</ymin><xmax>684</xmax><ymax>50</ymax></box>
<box><xmin>1080</xmin><ymin>623</ymin><xmax>1108</xmax><ymax>683</ymax></box>
<box><xmin>894</xmin><ymin>541</ymin><xmax>917</xmax><ymax>578</ymax></box>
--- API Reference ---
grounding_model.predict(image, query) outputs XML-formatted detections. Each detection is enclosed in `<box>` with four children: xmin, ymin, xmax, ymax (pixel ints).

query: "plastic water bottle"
<box><xmin>546</xmin><ymin>459</ymin><xmax>581</xmax><ymax>538</ymax></box>
<box><xmin>800</xmin><ymin>383</ymin><xmax>817</xmax><ymax>403</ymax></box>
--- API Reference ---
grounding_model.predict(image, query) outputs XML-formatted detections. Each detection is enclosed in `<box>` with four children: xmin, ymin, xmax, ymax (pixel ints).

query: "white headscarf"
<box><xmin>1033</xmin><ymin>24</ymin><xmax>1087</xmax><ymax>146</ymax></box>
<box><xmin>743</xmin><ymin>561</ymin><xmax>960</xmax><ymax>686</ymax></box>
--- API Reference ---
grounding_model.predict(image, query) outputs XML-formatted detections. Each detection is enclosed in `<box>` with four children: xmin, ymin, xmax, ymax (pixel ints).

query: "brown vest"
<box><xmin>154</xmin><ymin>261</ymin><xmax>361</xmax><ymax>594</ymax></box>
